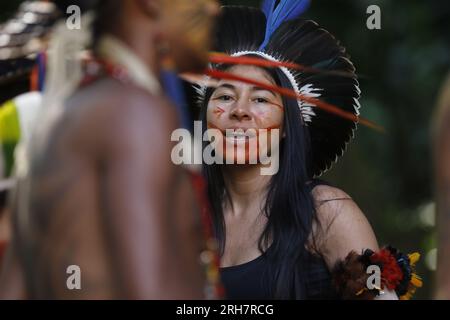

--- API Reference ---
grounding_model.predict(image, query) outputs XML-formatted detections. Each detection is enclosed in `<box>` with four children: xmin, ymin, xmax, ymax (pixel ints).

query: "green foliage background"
<box><xmin>2</xmin><ymin>0</ymin><xmax>449</xmax><ymax>299</ymax></box>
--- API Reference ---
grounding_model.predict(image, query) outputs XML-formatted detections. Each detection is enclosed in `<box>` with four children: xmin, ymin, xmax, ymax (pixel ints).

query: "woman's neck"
<box><xmin>222</xmin><ymin>164</ymin><xmax>271</xmax><ymax>218</ymax></box>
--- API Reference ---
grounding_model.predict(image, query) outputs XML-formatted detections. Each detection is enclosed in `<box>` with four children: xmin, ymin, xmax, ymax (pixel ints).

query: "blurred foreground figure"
<box><xmin>0</xmin><ymin>0</ymin><xmax>220</xmax><ymax>299</ymax></box>
<box><xmin>434</xmin><ymin>74</ymin><xmax>450</xmax><ymax>299</ymax></box>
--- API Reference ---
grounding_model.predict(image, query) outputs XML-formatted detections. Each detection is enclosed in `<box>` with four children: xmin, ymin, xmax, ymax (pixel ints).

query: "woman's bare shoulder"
<box><xmin>310</xmin><ymin>184</ymin><xmax>379</xmax><ymax>269</ymax></box>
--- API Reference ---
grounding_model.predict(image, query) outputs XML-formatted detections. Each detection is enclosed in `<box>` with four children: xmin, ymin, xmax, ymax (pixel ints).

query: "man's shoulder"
<box><xmin>72</xmin><ymin>79</ymin><xmax>177</xmax><ymax>131</ymax></box>
<box><xmin>68</xmin><ymin>79</ymin><xmax>179</xmax><ymax>145</ymax></box>
<box><xmin>72</xmin><ymin>78</ymin><xmax>174</xmax><ymax>121</ymax></box>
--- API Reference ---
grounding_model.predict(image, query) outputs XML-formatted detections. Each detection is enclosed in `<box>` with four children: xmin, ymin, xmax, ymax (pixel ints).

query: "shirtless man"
<box><xmin>0</xmin><ymin>0</ymin><xmax>219</xmax><ymax>299</ymax></box>
<box><xmin>434</xmin><ymin>74</ymin><xmax>450</xmax><ymax>299</ymax></box>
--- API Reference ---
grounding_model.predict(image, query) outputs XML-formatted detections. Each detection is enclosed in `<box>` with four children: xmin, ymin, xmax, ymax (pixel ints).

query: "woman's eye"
<box><xmin>215</xmin><ymin>95</ymin><xmax>233</xmax><ymax>102</ymax></box>
<box><xmin>254</xmin><ymin>97</ymin><xmax>269</xmax><ymax>104</ymax></box>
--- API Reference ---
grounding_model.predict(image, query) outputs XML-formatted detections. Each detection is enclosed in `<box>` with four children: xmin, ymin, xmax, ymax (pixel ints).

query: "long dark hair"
<box><xmin>200</xmin><ymin>65</ymin><xmax>320</xmax><ymax>299</ymax></box>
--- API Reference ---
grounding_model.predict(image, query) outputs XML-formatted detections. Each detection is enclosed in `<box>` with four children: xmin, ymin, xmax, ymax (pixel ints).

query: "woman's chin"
<box><xmin>222</xmin><ymin>149</ymin><xmax>259</xmax><ymax>165</ymax></box>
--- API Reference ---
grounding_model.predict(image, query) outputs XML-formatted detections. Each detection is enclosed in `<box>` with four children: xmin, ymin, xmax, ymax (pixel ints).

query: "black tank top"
<box><xmin>219</xmin><ymin>179</ymin><xmax>339</xmax><ymax>300</ymax></box>
<box><xmin>220</xmin><ymin>247</ymin><xmax>337</xmax><ymax>299</ymax></box>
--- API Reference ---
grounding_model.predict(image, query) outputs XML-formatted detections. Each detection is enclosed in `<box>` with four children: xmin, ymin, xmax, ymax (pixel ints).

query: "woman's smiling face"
<box><xmin>206</xmin><ymin>65</ymin><xmax>284</xmax><ymax>164</ymax></box>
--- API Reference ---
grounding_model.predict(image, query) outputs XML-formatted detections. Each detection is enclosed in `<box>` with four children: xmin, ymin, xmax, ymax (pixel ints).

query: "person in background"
<box><xmin>191</xmin><ymin>1</ymin><xmax>422</xmax><ymax>300</ymax></box>
<box><xmin>0</xmin><ymin>92</ymin><xmax>42</xmax><ymax>266</ymax></box>
<box><xmin>0</xmin><ymin>0</ymin><xmax>54</xmax><ymax>267</ymax></box>
<box><xmin>433</xmin><ymin>73</ymin><xmax>450</xmax><ymax>300</ymax></box>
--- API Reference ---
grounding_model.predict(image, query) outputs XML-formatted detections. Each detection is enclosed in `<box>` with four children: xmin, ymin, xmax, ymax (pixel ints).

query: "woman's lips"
<box><xmin>218</xmin><ymin>128</ymin><xmax>257</xmax><ymax>145</ymax></box>
<box><xmin>225</xmin><ymin>129</ymin><xmax>257</xmax><ymax>138</ymax></box>
<box><xmin>207</xmin><ymin>122</ymin><xmax>279</xmax><ymax>138</ymax></box>
<box><xmin>224</xmin><ymin>133</ymin><xmax>255</xmax><ymax>144</ymax></box>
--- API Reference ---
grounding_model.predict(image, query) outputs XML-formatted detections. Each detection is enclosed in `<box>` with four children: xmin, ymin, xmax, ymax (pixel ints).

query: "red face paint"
<box><xmin>264</xmin><ymin>124</ymin><xmax>281</xmax><ymax>132</ymax></box>
<box><xmin>207</xmin><ymin>121</ymin><xmax>221</xmax><ymax>131</ymax></box>
<box><xmin>212</xmin><ymin>107</ymin><xmax>225</xmax><ymax>117</ymax></box>
<box><xmin>205</xmin><ymin>121</ymin><xmax>282</xmax><ymax>164</ymax></box>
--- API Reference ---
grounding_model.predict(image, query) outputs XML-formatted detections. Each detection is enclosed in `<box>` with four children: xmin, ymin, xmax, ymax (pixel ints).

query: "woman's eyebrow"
<box><xmin>252</xmin><ymin>86</ymin><xmax>276</xmax><ymax>97</ymax></box>
<box><xmin>214</xmin><ymin>83</ymin><xmax>277</xmax><ymax>98</ymax></box>
<box><xmin>215</xmin><ymin>83</ymin><xmax>236</xmax><ymax>90</ymax></box>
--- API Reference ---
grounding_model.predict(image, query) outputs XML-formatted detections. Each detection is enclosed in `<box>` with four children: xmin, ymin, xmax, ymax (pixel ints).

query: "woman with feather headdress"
<box><xmin>191</xmin><ymin>0</ymin><xmax>421</xmax><ymax>300</ymax></box>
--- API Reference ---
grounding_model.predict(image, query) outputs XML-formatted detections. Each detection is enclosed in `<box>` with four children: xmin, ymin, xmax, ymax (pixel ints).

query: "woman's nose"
<box><xmin>229</xmin><ymin>100</ymin><xmax>252</xmax><ymax>121</ymax></box>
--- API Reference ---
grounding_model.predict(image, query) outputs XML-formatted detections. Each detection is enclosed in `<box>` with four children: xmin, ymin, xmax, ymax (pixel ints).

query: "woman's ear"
<box><xmin>135</xmin><ymin>0</ymin><xmax>161</xmax><ymax>19</ymax></box>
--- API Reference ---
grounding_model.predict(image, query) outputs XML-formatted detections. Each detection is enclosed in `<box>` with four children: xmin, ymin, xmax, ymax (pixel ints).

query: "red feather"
<box><xmin>209</xmin><ymin>53</ymin><xmax>357</xmax><ymax>79</ymax></box>
<box><xmin>370</xmin><ymin>248</ymin><xmax>404</xmax><ymax>290</ymax></box>
<box><xmin>204</xmin><ymin>69</ymin><xmax>385</xmax><ymax>133</ymax></box>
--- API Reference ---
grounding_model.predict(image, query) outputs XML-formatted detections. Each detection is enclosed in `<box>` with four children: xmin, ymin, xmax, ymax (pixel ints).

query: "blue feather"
<box><xmin>37</xmin><ymin>52</ymin><xmax>46</xmax><ymax>92</ymax></box>
<box><xmin>261</xmin><ymin>0</ymin><xmax>276</xmax><ymax>21</ymax></box>
<box><xmin>259</xmin><ymin>0</ymin><xmax>311</xmax><ymax>50</ymax></box>
<box><xmin>261</xmin><ymin>0</ymin><xmax>276</xmax><ymax>41</ymax></box>
<box><xmin>160</xmin><ymin>70</ymin><xmax>193</xmax><ymax>131</ymax></box>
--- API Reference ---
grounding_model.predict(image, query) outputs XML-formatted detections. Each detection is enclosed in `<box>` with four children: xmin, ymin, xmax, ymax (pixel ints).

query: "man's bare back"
<box><xmin>6</xmin><ymin>78</ymin><xmax>205</xmax><ymax>299</ymax></box>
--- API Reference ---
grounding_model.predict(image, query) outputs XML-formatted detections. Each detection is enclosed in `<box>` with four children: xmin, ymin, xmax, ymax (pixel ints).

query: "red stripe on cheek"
<box><xmin>207</xmin><ymin>122</ymin><xmax>223</xmax><ymax>132</ymax></box>
<box><xmin>265</xmin><ymin>125</ymin><xmax>281</xmax><ymax>131</ymax></box>
<box><xmin>255</xmin><ymin>125</ymin><xmax>281</xmax><ymax>137</ymax></box>
<box><xmin>212</xmin><ymin>107</ymin><xmax>225</xmax><ymax>117</ymax></box>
